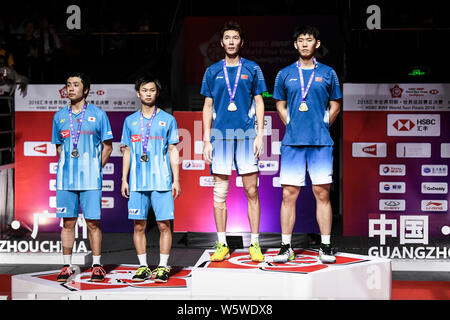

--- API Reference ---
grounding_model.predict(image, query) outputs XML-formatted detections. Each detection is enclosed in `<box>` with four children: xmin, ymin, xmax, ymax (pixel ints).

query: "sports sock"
<box><xmin>92</xmin><ymin>255</ymin><xmax>101</xmax><ymax>266</ymax></box>
<box><xmin>63</xmin><ymin>254</ymin><xmax>72</xmax><ymax>266</ymax></box>
<box><xmin>281</xmin><ymin>234</ymin><xmax>292</xmax><ymax>246</ymax></box>
<box><xmin>217</xmin><ymin>232</ymin><xmax>227</xmax><ymax>245</ymax></box>
<box><xmin>159</xmin><ymin>254</ymin><xmax>169</xmax><ymax>267</ymax></box>
<box><xmin>250</xmin><ymin>233</ymin><xmax>259</xmax><ymax>245</ymax></box>
<box><xmin>321</xmin><ymin>235</ymin><xmax>331</xmax><ymax>245</ymax></box>
<box><xmin>138</xmin><ymin>253</ymin><xmax>148</xmax><ymax>267</ymax></box>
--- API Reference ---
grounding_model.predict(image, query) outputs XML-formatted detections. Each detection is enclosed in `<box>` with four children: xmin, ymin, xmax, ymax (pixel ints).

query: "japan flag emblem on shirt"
<box><xmin>88</xmin><ymin>117</ymin><xmax>96</xmax><ymax>122</ymax></box>
<box><xmin>159</xmin><ymin>121</ymin><xmax>166</xmax><ymax>126</ymax></box>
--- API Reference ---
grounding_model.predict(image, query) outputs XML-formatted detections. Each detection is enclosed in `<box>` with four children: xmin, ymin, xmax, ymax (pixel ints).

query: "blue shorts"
<box><xmin>56</xmin><ymin>189</ymin><xmax>102</xmax><ymax>220</ymax></box>
<box><xmin>279</xmin><ymin>145</ymin><xmax>333</xmax><ymax>186</ymax></box>
<box><xmin>211</xmin><ymin>138</ymin><xmax>258</xmax><ymax>176</ymax></box>
<box><xmin>128</xmin><ymin>190</ymin><xmax>174</xmax><ymax>221</ymax></box>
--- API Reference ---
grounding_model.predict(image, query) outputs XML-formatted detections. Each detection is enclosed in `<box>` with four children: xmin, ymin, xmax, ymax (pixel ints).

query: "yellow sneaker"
<box><xmin>249</xmin><ymin>243</ymin><xmax>264</xmax><ymax>262</ymax></box>
<box><xmin>210</xmin><ymin>241</ymin><xmax>230</xmax><ymax>261</ymax></box>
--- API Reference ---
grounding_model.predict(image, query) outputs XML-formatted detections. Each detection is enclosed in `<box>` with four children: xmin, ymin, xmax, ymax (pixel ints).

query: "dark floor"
<box><xmin>1</xmin><ymin>227</ymin><xmax>449</xmax><ymax>282</ymax></box>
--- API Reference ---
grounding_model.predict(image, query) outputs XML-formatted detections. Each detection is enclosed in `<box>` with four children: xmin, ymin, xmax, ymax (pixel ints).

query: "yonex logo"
<box><xmin>129</xmin><ymin>209</ymin><xmax>140</xmax><ymax>215</ymax></box>
<box><xmin>56</xmin><ymin>207</ymin><xmax>67</xmax><ymax>214</ymax></box>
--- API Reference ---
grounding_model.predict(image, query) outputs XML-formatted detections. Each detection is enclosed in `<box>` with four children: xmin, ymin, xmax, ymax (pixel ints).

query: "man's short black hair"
<box><xmin>66</xmin><ymin>71</ymin><xmax>90</xmax><ymax>97</ymax></box>
<box><xmin>134</xmin><ymin>74</ymin><xmax>162</xmax><ymax>92</ymax></box>
<box><xmin>292</xmin><ymin>25</ymin><xmax>328</xmax><ymax>58</ymax></box>
<box><xmin>220</xmin><ymin>21</ymin><xmax>245</xmax><ymax>40</ymax></box>
<box><xmin>292</xmin><ymin>25</ymin><xmax>321</xmax><ymax>41</ymax></box>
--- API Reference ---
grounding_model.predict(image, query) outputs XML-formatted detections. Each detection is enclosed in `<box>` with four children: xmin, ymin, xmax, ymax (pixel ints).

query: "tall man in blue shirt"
<box><xmin>273</xmin><ymin>26</ymin><xmax>342</xmax><ymax>264</ymax></box>
<box><xmin>121</xmin><ymin>75</ymin><xmax>180</xmax><ymax>282</ymax></box>
<box><xmin>51</xmin><ymin>72</ymin><xmax>113</xmax><ymax>281</ymax></box>
<box><xmin>201</xmin><ymin>21</ymin><xmax>267</xmax><ymax>262</ymax></box>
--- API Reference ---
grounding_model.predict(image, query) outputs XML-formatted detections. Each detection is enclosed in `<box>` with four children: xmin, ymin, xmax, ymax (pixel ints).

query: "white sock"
<box><xmin>137</xmin><ymin>253</ymin><xmax>148</xmax><ymax>266</ymax></box>
<box><xmin>217</xmin><ymin>232</ymin><xmax>227</xmax><ymax>245</ymax></box>
<box><xmin>321</xmin><ymin>235</ymin><xmax>331</xmax><ymax>245</ymax></box>
<box><xmin>63</xmin><ymin>255</ymin><xmax>72</xmax><ymax>266</ymax></box>
<box><xmin>159</xmin><ymin>254</ymin><xmax>170</xmax><ymax>267</ymax></box>
<box><xmin>92</xmin><ymin>255</ymin><xmax>101</xmax><ymax>266</ymax></box>
<box><xmin>281</xmin><ymin>234</ymin><xmax>292</xmax><ymax>245</ymax></box>
<box><xmin>250</xmin><ymin>233</ymin><xmax>259</xmax><ymax>245</ymax></box>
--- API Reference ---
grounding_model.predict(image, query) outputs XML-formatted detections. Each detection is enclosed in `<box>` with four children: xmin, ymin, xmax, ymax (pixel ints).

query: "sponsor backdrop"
<box><xmin>343</xmin><ymin>83</ymin><xmax>450</xmax><ymax>237</ymax></box>
<box><xmin>15</xmin><ymin>85</ymin><xmax>320</xmax><ymax>234</ymax></box>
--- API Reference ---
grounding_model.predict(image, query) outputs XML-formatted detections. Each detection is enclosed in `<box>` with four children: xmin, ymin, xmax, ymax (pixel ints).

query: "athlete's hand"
<box><xmin>172</xmin><ymin>180</ymin><xmax>181</xmax><ymax>200</ymax></box>
<box><xmin>203</xmin><ymin>141</ymin><xmax>213</xmax><ymax>164</ymax></box>
<box><xmin>121</xmin><ymin>180</ymin><xmax>129</xmax><ymax>199</ymax></box>
<box><xmin>253</xmin><ymin>135</ymin><xmax>264</xmax><ymax>158</ymax></box>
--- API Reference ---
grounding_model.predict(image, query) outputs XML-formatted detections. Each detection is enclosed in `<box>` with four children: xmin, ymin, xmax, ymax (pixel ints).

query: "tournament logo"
<box><xmin>59</xmin><ymin>86</ymin><xmax>68</xmax><ymax>99</ymax></box>
<box><xmin>199</xmin><ymin>250</ymin><xmax>367</xmax><ymax>274</ymax></box>
<box><xmin>34</xmin><ymin>265</ymin><xmax>191</xmax><ymax>291</ymax></box>
<box><xmin>389</xmin><ymin>85</ymin><xmax>403</xmax><ymax>98</ymax></box>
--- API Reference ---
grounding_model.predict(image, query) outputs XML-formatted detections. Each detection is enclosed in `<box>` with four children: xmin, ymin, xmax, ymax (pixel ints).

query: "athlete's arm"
<box><xmin>202</xmin><ymin>97</ymin><xmax>214</xmax><ymax>163</ymax></box>
<box><xmin>169</xmin><ymin>144</ymin><xmax>181</xmax><ymax>200</ymax></box>
<box><xmin>56</xmin><ymin>144</ymin><xmax>61</xmax><ymax>157</ymax></box>
<box><xmin>275</xmin><ymin>99</ymin><xmax>288</xmax><ymax>125</ymax></box>
<box><xmin>101</xmin><ymin>139</ymin><xmax>113</xmax><ymax>167</ymax></box>
<box><xmin>121</xmin><ymin>146</ymin><xmax>130</xmax><ymax>199</ymax></box>
<box><xmin>254</xmin><ymin>94</ymin><xmax>265</xmax><ymax>157</ymax></box>
<box><xmin>329</xmin><ymin>98</ymin><xmax>342</xmax><ymax>126</ymax></box>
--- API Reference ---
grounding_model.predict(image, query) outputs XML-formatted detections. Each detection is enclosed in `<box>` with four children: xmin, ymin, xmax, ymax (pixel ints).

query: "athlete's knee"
<box><xmin>132</xmin><ymin>220</ymin><xmax>145</xmax><ymax>233</ymax></box>
<box><xmin>86</xmin><ymin>219</ymin><xmax>100</xmax><ymax>232</ymax></box>
<box><xmin>244</xmin><ymin>184</ymin><xmax>258</xmax><ymax>201</ymax></box>
<box><xmin>313</xmin><ymin>185</ymin><xmax>330</xmax><ymax>203</ymax></box>
<box><xmin>213</xmin><ymin>179</ymin><xmax>229</xmax><ymax>203</ymax></box>
<box><xmin>157</xmin><ymin>220</ymin><xmax>171</xmax><ymax>233</ymax></box>
<box><xmin>282</xmin><ymin>186</ymin><xmax>300</xmax><ymax>203</ymax></box>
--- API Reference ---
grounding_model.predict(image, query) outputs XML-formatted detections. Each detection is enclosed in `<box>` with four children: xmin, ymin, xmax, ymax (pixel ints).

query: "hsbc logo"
<box><xmin>421</xmin><ymin>200</ymin><xmax>448</xmax><ymax>212</ymax></box>
<box><xmin>24</xmin><ymin>142</ymin><xmax>56</xmax><ymax>157</ymax></box>
<box><xmin>393</xmin><ymin>119</ymin><xmax>414</xmax><ymax>131</ymax></box>
<box><xmin>96</xmin><ymin>90</ymin><xmax>105</xmax><ymax>95</ymax></box>
<box><xmin>352</xmin><ymin>142</ymin><xmax>386</xmax><ymax>158</ymax></box>
<box><xmin>388</xmin><ymin>114</ymin><xmax>440</xmax><ymax>137</ymax></box>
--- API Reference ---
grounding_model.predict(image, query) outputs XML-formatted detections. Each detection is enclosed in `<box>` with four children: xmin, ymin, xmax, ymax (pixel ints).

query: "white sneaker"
<box><xmin>266</xmin><ymin>243</ymin><xmax>294</xmax><ymax>263</ymax></box>
<box><xmin>319</xmin><ymin>244</ymin><xmax>336</xmax><ymax>264</ymax></box>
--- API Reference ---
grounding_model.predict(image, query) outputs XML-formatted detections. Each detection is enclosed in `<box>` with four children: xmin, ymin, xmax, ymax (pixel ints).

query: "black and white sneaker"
<box><xmin>266</xmin><ymin>243</ymin><xmax>295</xmax><ymax>263</ymax></box>
<box><xmin>319</xmin><ymin>244</ymin><xmax>336</xmax><ymax>264</ymax></box>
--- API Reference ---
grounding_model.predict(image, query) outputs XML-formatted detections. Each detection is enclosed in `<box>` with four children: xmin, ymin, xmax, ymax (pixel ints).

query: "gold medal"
<box><xmin>299</xmin><ymin>102</ymin><xmax>308</xmax><ymax>112</ymax></box>
<box><xmin>228</xmin><ymin>102</ymin><xmax>237</xmax><ymax>111</ymax></box>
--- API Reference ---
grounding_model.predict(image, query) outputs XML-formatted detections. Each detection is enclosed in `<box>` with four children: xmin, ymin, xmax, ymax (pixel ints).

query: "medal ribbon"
<box><xmin>68</xmin><ymin>101</ymin><xmax>88</xmax><ymax>151</ymax></box>
<box><xmin>297</xmin><ymin>58</ymin><xmax>317</xmax><ymax>102</ymax></box>
<box><xmin>140</xmin><ymin>107</ymin><xmax>157</xmax><ymax>155</ymax></box>
<box><xmin>223</xmin><ymin>58</ymin><xmax>242</xmax><ymax>104</ymax></box>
